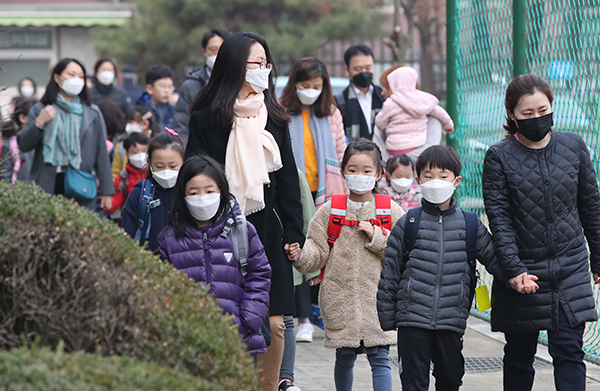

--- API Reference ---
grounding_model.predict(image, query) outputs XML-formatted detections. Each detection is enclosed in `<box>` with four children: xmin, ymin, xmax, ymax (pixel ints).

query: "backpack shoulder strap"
<box><xmin>402</xmin><ymin>207</ymin><xmax>423</xmax><ymax>262</ymax></box>
<box><xmin>222</xmin><ymin>199</ymin><xmax>249</xmax><ymax>280</ymax></box>
<box><xmin>334</xmin><ymin>90</ymin><xmax>346</xmax><ymax>114</ymax></box>
<box><xmin>463</xmin><ymin>210</ymin><xmax>479</xmax><ymax>307</ymax></box>
<box><xmin>327</xmin><ymin>194</ymin><xmax>347</xmax><ymax>249</ymax></box>
<box><xmin>134</xmin><ymin>180</ymin><xmax>156</xmax><ymax>245</ymax></box>
<box><xmin>374</xmin><ymin>194</ymin><xmax>392</xmax><ymax>231</ymax></box>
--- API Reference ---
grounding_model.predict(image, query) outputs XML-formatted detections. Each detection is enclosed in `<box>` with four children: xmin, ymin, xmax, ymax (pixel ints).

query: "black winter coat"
<box><xmin>92</xmin><ymin>78</ymin><xmax>131</xmax><ymax>114</ymax></box>
<box><xmin>185</xmin><ymin>106</ymin><xmax>305</xmax><ymax>316</ymax></box>
<box><xmin>377</xmin><ymin>198</ymin><xmax>513</xmax><ymax>335</ymax></box>
<box><xmin>483</xmin><ymin>131</ymin><xmax>600</xmax><ymax>333</ymax></box>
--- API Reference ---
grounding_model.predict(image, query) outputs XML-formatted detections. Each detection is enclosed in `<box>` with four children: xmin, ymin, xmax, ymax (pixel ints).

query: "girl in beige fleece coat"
<box><xmin>291</xmin><ymin>139</ymin><xmax>404</xmax><ymax>391</ymax></box>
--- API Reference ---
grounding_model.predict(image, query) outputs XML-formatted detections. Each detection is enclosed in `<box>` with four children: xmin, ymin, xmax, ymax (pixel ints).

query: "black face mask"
<box><xmin>516</xmin><ymin>112</ymin><xmax>554</xmax><ymax>142</ymax></box>
<box><xmin>352</xmin><ymin>72</ymin><xmax>373</xmax><ymax>89</ymax></box>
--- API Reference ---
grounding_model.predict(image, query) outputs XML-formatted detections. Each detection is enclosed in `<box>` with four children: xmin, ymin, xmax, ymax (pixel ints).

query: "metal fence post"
<box><xmin>513</xmin><ymin>0</ymin><xmax>527</xmax><ymax>77</ymax></box>
<box><xmin>446</xmin><ymin>0</ymin><xmax>458</xmax><ymax>149</ymax></box>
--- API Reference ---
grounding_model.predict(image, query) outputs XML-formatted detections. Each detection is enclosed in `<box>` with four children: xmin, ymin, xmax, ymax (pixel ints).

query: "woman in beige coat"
<box><xmin>292</xmin><ymin>139</ymin><xmax>404</xmax><ymax>391</ymax></box>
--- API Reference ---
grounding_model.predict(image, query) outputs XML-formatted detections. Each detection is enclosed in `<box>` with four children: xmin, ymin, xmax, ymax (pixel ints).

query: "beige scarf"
<box><xmin>226</xmin><ymin>92</ymin><xmax>283</xmax><ymax>215</ymax></box>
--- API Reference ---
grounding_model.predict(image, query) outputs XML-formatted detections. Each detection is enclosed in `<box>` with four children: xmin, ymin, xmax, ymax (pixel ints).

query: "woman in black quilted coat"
<box><xmin>483</xmin><ymin>73</ymin><xmax>600</xmax><ymax>391</ymax></box>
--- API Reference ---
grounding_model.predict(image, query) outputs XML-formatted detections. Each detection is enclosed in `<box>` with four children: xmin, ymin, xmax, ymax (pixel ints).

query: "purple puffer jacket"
<box><xmin>157</xmin><ymin>202</ymin><xmax>271</xmax><ymax>355</ymax></box>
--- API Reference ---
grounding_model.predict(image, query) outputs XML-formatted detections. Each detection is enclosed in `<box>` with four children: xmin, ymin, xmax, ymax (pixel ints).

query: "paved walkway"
<box><xmin>294</xmin><ymin>316</ymin><xmax>600</xmax><ymax>390</ymax></box>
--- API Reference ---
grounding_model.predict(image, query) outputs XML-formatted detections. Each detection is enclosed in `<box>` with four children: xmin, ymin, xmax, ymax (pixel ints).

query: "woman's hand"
<box><xmin>593</xmin><ymin>273</ymin><xmax>600</xmax><ymax>284</ymax></box>
<box><xmin>445</xmin><ymin>128</ymin><xmax>455</xmax><ymax>135</ymax></box>
<box><xmin>284</xmin><ymin>242</ymin><xmax>301</xmax><ymax>262</ymax></box>
<box><xmin>509</xmin><ymin>272</ymin><xmax>539</xmax><ymax>294</ymax></box>
<box><xmin>36</xmin><ymin>105</ymin><xmax>56</xmax><ymax>128</ymax></box>
<box><xmin>308</xmin><ymin>277</ymin><xmax>322</xmax><ymax>286</ymax></box>
<box><xmin>100</xmin><ymin>196</ymin><xmax>112</xmax><ymax>212</ymax></box>
<box><xmin>357</xmin><ymin>221</ymin><xmax>375</xmax><ymax>240</ymax></box>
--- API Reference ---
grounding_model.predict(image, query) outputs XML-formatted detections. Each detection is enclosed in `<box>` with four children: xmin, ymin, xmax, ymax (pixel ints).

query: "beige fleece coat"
<box><xmin>294</xmin><ymin>197</ymin><xmax>404</xmax><ymax>349</ymax></box>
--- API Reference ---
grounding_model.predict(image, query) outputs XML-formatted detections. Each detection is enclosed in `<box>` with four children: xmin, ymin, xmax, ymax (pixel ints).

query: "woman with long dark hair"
<box><xmin>185</xmin><ymin>32</ymin><xmax>305</xmax><ymax>391</ymax></box>
<box><xmin>279</xmin><ymin>57</ymin><xmax>347</xmax><ymax>209</ymax></box>
<box><xmin>483</xmin><ymin>73</ymin><xmax>600</xmax><ymax>390</ymax></box>
<box><xmin>17</xmin><ymin>57</ymin><xmax>115</xmax><ymax>210</ymax></box>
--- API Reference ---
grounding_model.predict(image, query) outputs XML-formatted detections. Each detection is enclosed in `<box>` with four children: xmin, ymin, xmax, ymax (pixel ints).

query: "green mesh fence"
<box><xmin>451</xmin><ymin>0</ymin><xmax>600</xmax><ymax>365</ymax></box>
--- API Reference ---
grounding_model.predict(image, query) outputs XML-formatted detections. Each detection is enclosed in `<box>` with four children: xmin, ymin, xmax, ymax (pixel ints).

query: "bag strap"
<box><xmin>402</xmin><ymin>207</ymin><xmax>423</xmax><ymax>263</ymax></box>
<box><xmin>373</xmin><ymin>194</ymin><xmax>392</xmax><ymax>232</ymax></box>
<box><xmin>464</xmin><ymin>210</ymin><xmax>479</xmax><ymax>307</ymax></box>
<box><xmin>221</xmin><ymin>199</ymin><xmax>249</xmax><ymax>280</ymax></box>
<box><xmin>134</xmin><ymin>180</ymin><xmax>159</xmax><ymax>247</ymax></box>
<box><xmin>327</xmin><ymin>194</ymin><xmax>347</xmax><ymax>249</ymax></box>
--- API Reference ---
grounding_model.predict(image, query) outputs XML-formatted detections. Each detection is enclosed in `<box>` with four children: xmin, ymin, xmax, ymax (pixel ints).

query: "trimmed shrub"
<box><xmin>0</xmin><ymin>182</ymin><xmax>258</xmax><ymax>390</ymax></box>
<box><xmin>0</xmin><ymin>344</ymin><xmax>210</xmax><ymax>390</ymax></box>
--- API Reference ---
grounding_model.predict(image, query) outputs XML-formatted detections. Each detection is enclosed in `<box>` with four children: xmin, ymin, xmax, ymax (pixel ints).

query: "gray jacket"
<box><xmin>172</xmin><ymin>65</ymin><xmax>210</xmax><ymax>144</ymax></box>
<box><xmin>18</xmin><ymin>102</ymin><xmax>115</xmax><ymax>209</ymax></box>
<box><xmin>377</xmin><ymin>198</ymin><xmax>516</xmax><ymax>335</ymax></box>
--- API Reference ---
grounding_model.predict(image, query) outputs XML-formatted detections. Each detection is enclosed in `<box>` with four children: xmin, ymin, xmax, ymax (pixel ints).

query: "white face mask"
<box><xmin>391</xmin><ymin>177</ymin><xmax>414</xmax><ymax>193</ymax></box>
<box><xmin>345</xmin><ymin>175</ymin><xmax>376</xmax><ymax>195</ymax></box>
<box><xmin>186</xmin><ymin>193</ymin><xmax>221</xmax><ymax>221</ymax></box>
<box><xmin>245</xmin><ymin>67</ymin><xmax>271</xmax><ymax>93</ymax></box>
<box><xmin>59</xmin><ymin>76</ymin><xmax>85</xmax><ymax>97</ymax></box>
<box><xmin>296</xmin><ymin>88</ymin><xmax>322</xmax><ymax>106</ymax></box>
<box><xmin>152</xmin><ymin>168</ymin><xmax>179</xmax><ymax>189</ymax></box>
<box><xmin>125</xmin><ymin>123</ymin><xmax>142</xmax><ymax>134</ymax></box>
<box><xmin>128</xmin><ymin>152</ymin><xmax>148</xmax><ymax>169</ymax></box>
<box><xmin>419</xmin><ymin>179</ymin><xmax>457</xmax><ymax>205</ymax></box>
<box><xmin>206</xmin><ymin>55</ymin><xmax>217</xmax><ymax>70</ymax></box>
<box><xmin>96</xmin><ymin>70</ymin><xmax>115</xmax><ymax>86</ymax></box>
<box><xmin>20</xmin><ymin>85</ymin><xmax>35</xmax><ymax>98</ymax></box>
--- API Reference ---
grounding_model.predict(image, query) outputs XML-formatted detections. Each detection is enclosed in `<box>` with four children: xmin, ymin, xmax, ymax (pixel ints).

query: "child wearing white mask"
<box><xmin>106</xmin><ymin>132</ymin><xmax>150</xmax><ymax>218</ymax></box>
<box><xmin>290</xmin><ymin>138</ymin><xmax>404</xmax><ymax>391</ymax></box>
<box><xmin>377</xmin><ymin>145</ymin><xmax>538</xmax><ymax>391</ymax></box>
<box><xmin>378</xmin><ymin>154</ymin><xmax>421</xmax><ymax>212</ymax></box>
<box><xmin>121</xmin><ymin>131</ymin><xmax>184</xmax><ymax>252</ymax></box>
<box><xmin>157</xmin><ymin>155</ymin><xmax>272</xmax><ymax>357</ymax></box>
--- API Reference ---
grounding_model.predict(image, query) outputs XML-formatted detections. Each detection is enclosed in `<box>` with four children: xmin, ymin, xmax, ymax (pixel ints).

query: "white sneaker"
<box><xmin>295</xmin><ymin>322</ymin><xmax>314</xmax><ymax>343</ymax></box>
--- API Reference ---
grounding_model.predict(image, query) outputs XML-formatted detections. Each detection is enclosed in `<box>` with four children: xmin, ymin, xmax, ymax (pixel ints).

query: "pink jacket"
<box><xmin>328</xmin><ymin>106</ymin><xmax>347</xmax><ymax>164</ymax></box>
<box><xmin>375</xmin><ymin>67</ymin><xmax>454</xmax><ymax>151</ymax></box>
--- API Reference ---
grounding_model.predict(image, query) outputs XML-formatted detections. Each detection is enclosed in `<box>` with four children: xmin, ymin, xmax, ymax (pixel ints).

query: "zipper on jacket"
<box><xmin>203</xmin><ymin>229</ymin><xmax>211</xmax><ymax>285</ymax></box>
<box><xmin>431</xmin><ymin>214</ymin><xmax>444</xmax><ymax>327</ymax></box>
<box><xmin>273</xmin><ymin>208</ymin><xmax>284</xmax><ymax>234</ymax></box>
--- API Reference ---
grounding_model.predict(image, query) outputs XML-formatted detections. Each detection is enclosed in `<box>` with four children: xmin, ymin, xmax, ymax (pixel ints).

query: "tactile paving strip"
<box><xmin>389</xmin><ymin>356</ymin><xmax>553</xmax><ymax>372</ymax></box>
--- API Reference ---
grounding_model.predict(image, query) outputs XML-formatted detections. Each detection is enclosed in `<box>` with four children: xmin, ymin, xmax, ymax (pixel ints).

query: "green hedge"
<box><xmin>0</xmin><ymin>182</ymin><xmax>258</xmax><ymax>390</ymax></box>
<box><xmin>0</xmin><ymin>344</ymin><xmax>210</xmax><ymax>390</ymax></box>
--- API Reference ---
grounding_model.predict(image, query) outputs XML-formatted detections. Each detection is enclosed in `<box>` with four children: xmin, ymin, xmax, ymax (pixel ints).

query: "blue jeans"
<box><xmin>279</xmin><ymin>315</ymin><xmax>296</xmax><ymax>383</ymax></box>
<box><xmin>334</xmin><ymin>345</ymin><xmax>392</xmax><ymax>391</ymax></box>
<box><xmin>503</xmin><ymin>306</ymin><xmax>586</xmax><ymax>391</ymax></box>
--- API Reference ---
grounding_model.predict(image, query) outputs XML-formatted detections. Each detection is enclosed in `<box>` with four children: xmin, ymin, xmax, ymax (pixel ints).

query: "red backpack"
<box><xmin>319</xmin><ymin>194</ymin><xmax>393</xmax><ymax>279</ymax></box>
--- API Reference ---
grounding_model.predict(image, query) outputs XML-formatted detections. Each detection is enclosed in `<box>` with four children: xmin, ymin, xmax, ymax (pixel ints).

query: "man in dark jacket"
<box><xmin>335</xmin><ymin>44</ymin><xmax>384</xmax><ymax>142</ymax></box>
<box><xmin>173</xmin><ymin>29</ymin><xmax>229</xmax><ymax>143</ymax></box>
<box><xmin>120</xmin><ymin>64</ymin><xmax>145</xmax><ymax>104</ymax></box>
<box><xmin>377</xmin><ymin>145</ymin><xmax>533</xmax><ymax>391</ymax></box>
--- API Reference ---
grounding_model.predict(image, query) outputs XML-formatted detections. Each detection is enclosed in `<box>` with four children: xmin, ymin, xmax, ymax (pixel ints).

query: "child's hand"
<box><xmin>445</xmin><ymin>128</ymin><xmax>455</xmax><ymax>135</ymax></box>
<box><xmin>357</xmin><ymin>221</ymin><xmax>375</xmax><ymax>240</ymax></box>
<box><xmin>284</xmin><ymin>242</ymin><xmax>301</xmax><ymax>262</ymax></box>
<box><xmin>308</xmin><ymin>277</ymin><xmax>322</xmax><ymax>286</ymax></box>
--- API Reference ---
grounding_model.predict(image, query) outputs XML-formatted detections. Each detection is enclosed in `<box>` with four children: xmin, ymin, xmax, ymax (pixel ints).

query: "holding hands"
<box><xmin>508</xmin><ymin>272</ymin><xmax>539</xmax><ymax>294</ymax></box>
<box><xmin>284</xmin><ymin>242</ymin><xmax>301</xmax><ymax>262</ymax></box>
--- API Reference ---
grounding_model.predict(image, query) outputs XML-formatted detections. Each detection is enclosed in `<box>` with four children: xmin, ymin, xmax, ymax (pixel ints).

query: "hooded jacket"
<box><xmin>483</xmin><ymin>131</ymin><xmax>600</xmax><ymax>333</ymax></box>
<box><xmin>173</xmin><ymin>65</ymin><xmax>210</xmax><ymax>144</ymax></box>
<box><xmin>157</xmin><ymin>201</ymin><xmax>271</xmax><ymax>355</ymax></box>
<box><xmin>294</xmin><ymin>197</ymin><xmax>404</xmax><ymax>349</ymax></box>
<box><xmin>377</xmin><ymin>198</ymin><xmax>513</xmax><ymax>335</ymax></box>
<box><xmin>375</xmin><ymin>67</ymin><xmax>453</xmax><ymax>151</ymax></box>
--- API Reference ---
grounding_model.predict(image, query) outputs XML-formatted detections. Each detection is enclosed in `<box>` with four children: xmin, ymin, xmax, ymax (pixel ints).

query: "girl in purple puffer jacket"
<box><xmin>157</xmin><ymin>155</ymin><xmax>271</xmax><ymax>356</ymax></box>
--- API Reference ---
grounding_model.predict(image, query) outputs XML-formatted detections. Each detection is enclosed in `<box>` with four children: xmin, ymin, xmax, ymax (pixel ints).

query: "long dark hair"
<box><xmin>504</xmin><ymin>74</ymin><xmax>554</xmax><ymax>136</ymax></box>
<box><xmin>169</xmin><ymin>155</ymin><xmax>231</xmax><ymax>239</ymax></box>
<box><xmin>189</xmin><ymin>32</ymin><xmax>289</xmax><ymax>128</ymax></box>
<box><xmin>41</xmin><ymin>58</ymin><xmax>91</xmax><ymax>106</ymax></box>
<box><xmin>96</xmin><ymin>99</ymin><xmax>126</xmax><ymax>140</ymax></box>
<box><xmin>280</xmin><ymin>57</ymin><xmax>335</xmax><ymax>118</ymax></box>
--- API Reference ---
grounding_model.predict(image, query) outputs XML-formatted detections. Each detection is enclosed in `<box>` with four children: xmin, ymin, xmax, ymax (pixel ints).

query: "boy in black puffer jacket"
<box><xmin>376</xmin><ymin>145</ymin><xmax>538</xmax><ymax>391</ymax></box>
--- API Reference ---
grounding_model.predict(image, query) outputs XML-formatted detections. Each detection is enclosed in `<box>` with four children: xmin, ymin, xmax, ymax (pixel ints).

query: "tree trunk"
<box><xmin>418</xmin><ymin>26</ymin><xmax>436</xmax><ymax>94</ymax></box>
